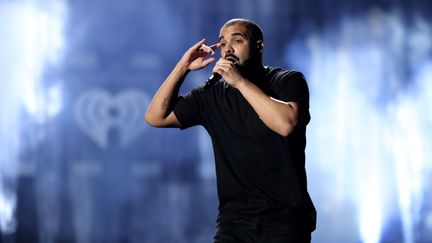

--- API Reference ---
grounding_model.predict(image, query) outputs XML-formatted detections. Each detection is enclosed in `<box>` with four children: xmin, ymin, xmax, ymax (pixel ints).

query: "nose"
<box><xmin>223</xmin><ymin>43</ymin><xmax>234</xmax><ymax>55</ymax></box>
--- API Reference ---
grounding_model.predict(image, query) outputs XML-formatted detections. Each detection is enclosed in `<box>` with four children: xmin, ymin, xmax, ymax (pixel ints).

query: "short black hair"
<box><xmin>222</xmin><ymin>18</ymin><xmax>264</xmax><ymax>42</ymax></box>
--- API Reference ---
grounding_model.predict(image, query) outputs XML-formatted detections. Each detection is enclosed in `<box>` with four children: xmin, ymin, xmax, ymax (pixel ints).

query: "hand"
<box><xmin>212</xmin><ymin>58</ymin><xmax>246</xmax><ymax>88</ymax></box>
<box><xmin>179</xmin><ymin>39</ymin><xmax>221</xmax><ymax>71</ymax></box>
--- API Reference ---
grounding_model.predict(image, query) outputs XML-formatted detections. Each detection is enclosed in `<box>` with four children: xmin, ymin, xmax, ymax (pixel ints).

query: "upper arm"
<box><xmin>275</xmin><ymin>71</ymin><xmax>310</xmax><ymax>125</ymax></box>
<box><xmin>161</xmin><ymin>111</ymin><xmax>182</xmax><ymax>128</ymax></box>
<box><xmin>270</xmin><ymin>97</ymin><xmax>300</xmax><ymax>130</ymax></box>
<box><xmin>286</xmin><ymin>101</ymin><xmax>300</xmax><ymax>125</ymax></box>
<box><xmin>144</xmin><ymin>111</ymin><xmax>182</xmax><ymax>128</ymax></box>
<box><xmin>145</xmin><ymin>87</ymin><xmax>206</xmax><ymax>129</ymax></box>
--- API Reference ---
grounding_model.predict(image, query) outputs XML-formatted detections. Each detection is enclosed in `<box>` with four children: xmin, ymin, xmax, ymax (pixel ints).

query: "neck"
<box><xmin>241</xmin><ymin>61</ymin><xmax>265</xmax><ymax>82</ymax></box>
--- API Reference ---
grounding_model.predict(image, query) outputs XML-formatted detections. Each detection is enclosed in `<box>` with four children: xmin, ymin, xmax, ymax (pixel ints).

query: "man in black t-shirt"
<box><xmin>145</xmin><ymin>18</ymin><xmax>316</xmax><ymax>243</ymax></box>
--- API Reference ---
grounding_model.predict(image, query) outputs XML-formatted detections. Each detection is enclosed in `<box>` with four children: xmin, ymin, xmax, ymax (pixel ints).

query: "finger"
<box><xmin>217</xmin><ymin>59</ymin><xmax>236</xmax><ymax>67</ymax></box>
<box><xmin>202</xmin><ymin>57</ymin><xmax>215</xmax><ymax>67</ymax></box>
<box><xmin>215</xmin><ymin>62</ymin><xmax>232</xmax><ymax>70</ymax></box>
<box><xmin>212</xmin><ymin>64</ymin><xmax>224</xmax><ymax>74</ymax></box>
<box><xmin>199</xmin><ymin>44</ymin><xmax>215</xmax><ymax>55</ymax></box>
<box><xmin>192</xmin><ymin>38</ymin><xmax>206</xmax><ymax>49</ymax></box>
<box><xmin>213</xmin><ymin>62</ymin><xmax>229</xmax><ymax>73</ymax></box>
<box><xmin>209</xmin><ymin>42</ymin><xmax>222</xmax><ymax>50</ymax></box>
<box><xmin>212</xmin><ymin>68</ymin><xmax>224</xmax><ymax>76</ymax></box>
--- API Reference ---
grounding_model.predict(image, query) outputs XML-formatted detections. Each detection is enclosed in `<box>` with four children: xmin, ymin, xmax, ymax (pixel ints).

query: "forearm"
<box><xmin>144</xmin><ymin>62</ymin><xmax>189</xmax><ymax>126</ymax></box>
<box><xmin>236</xmin><ymin>80</ymin><xmax>298</xmax><ymax>137</ymax></box>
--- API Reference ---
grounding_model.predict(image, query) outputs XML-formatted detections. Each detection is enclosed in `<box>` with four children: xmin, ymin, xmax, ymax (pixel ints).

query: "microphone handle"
<box><xmin>203</xmin><ymin>73</ymin><xmax>221</xmax><ymax>89</ymax></box>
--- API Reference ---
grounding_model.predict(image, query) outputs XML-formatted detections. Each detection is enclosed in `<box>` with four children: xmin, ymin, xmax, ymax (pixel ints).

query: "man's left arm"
<box><xmin>236</xmin><ymin>80</ymin><xmax>299</xmax><ymax>137</ymax></box>
<box><xmin>214</xmin><ymin>59</ymin><xmax>306</xmax><ymax>137</ymax></box>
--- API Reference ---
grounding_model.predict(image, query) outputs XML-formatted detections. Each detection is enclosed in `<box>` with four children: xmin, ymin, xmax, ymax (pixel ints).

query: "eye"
<box><xmin>221</xmin><ymin>43</ymin><xmax>226</xmax><ymax>47</ymax></box>
<box><xmin>234</xmin><ymin>39</ymin><xmax>243</xmax><ymax>44</ymax></box>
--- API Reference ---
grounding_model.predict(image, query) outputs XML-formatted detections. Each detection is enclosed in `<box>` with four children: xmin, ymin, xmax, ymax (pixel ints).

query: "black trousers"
<box><xmin>213</xmin><ymin>208</ymin><xmax>312</xmax><ymax>243</ymax></box>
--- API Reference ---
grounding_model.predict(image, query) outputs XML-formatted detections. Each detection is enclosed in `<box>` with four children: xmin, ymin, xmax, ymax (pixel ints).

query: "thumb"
<box><xmin>202</xmin><ymin>57</ymin><xmax>215</xmax><ymax>67</ymax></box>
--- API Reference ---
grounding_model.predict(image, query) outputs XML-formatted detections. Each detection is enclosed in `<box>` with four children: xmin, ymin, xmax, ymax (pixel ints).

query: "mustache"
<box><xmin>224</xmin><ymin>54</ymin><xmax>239</xmax><ymax>63</ymax></box>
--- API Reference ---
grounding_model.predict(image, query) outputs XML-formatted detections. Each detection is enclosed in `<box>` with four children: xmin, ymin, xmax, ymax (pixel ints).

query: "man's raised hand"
<box><xmin>179</xmin><ymin>39</ymin><xmax>221</xmax><ymax>71</ymax></box>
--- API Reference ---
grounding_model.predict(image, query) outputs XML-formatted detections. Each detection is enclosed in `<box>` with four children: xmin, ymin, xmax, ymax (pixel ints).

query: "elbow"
<box><xmin>144</xmin><ymin>112</ymin><xmax>171</xmax><ymax>128</ymax></box>
<box><xmin>278</xmin><ymin>119</ymin><xmax>297</xmax><ymax>137</ymax></box>
<box><xmin>144</xmin><ymin>114</ymin><xmax>153</xmax><ymax>126</ymax></box>
<box><xmin>144</xmin><ymin>113</ymin><xmax>158</xmax><ymax>127</ymax></box>
<box><xmin>278</xmin><ymin>125</ymin><xmax>293</xmax><ymax>137</ymax></box>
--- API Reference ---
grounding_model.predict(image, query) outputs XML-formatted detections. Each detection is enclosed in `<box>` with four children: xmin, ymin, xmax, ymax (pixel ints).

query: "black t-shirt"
<box><xmin>173</xmin><ymin>67</ymin><xmax>315</xmax><ymax>227</ymax></box>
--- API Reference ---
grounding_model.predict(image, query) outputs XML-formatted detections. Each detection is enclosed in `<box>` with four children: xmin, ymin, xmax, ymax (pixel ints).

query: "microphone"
<box><xmin>203</xmin><ymin>72</ymin><xmax>221</xmax><ymax>89</ymax></box>
<box><xmin>203</xmin><ymin>58</ymin><xmax>237</xmax><ymax>89</ymax></box>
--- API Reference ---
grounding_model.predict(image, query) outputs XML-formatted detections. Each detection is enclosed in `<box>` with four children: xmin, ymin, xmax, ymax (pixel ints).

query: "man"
<box><xmin>145</xmin><ymin>18</ymin><xmax>316</xmax><ymax>243</ymax></box>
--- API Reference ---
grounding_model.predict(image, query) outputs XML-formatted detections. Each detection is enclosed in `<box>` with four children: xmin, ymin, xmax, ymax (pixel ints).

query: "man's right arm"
<box><xmin>144</xmin><ymin>62</ymin><xmax>189</xmax><ymax>128</ymax></box>
<box><xmin>144</xmin><ymin>39</ymin><xmax>220</xmax><ymax>128</ymax></box>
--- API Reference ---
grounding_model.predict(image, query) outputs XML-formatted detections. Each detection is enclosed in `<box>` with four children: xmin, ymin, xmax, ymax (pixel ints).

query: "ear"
<box><xmin>256</xmin><ymin>40</ymin><xmax>264</xmax><ymax>54</ymax></box>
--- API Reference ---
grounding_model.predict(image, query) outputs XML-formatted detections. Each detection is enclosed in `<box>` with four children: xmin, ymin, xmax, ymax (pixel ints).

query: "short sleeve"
<box><xmin>173</xmin><ymin>87</ymin><xmax>206</xmax><ymax>129</ymax></box>
<box><xmin>276</xmin><ymin>71</ymin><xmax>309</xmax><ymax>105</ymax></box>
<box><xmin>274</xmin><ymin>70</ymin><xmax>311</xmax><ymax>125</ymax></box>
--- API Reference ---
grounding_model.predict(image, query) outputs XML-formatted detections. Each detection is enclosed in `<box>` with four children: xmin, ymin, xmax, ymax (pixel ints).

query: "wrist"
<box><xmin>235</xmin><ymin>78</ymin><xmax>250</xmax><ymax>90</ymax></box>
<box><xmin>175</xmin><ymin>61</ymin><xmax>191</xmax><ymax>74</ymax></box>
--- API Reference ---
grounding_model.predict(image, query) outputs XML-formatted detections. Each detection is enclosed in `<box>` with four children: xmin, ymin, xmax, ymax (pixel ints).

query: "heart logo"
<box><xmin>74</xmin><ymin>89</ymin><xmax>150</xmax><ymax>149</ymax></box>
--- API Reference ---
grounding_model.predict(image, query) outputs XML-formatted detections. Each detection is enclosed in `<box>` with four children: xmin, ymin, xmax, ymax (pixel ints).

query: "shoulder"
<box><xmin>264</xmin><ymin>66</ymin><xmax>310</xmax><ymax>103</ymax></box>
<box><xmin>265</xmin><ymin>67</ymin><xmax>307</xmax><ymax>90</ymax></box>
<box><xmin>266</xmin><ymin>66</ymin><xmax>305</xmax><ymax>82</ymax></box>
<box><xmin>181</xmin><ymin>80</ymin><xmax>226</xmax><ymax>104</ymax></box>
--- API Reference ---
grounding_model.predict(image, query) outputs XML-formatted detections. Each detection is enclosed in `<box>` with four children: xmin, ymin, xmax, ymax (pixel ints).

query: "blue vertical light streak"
<box><xmin>0</xmin><ymin>0</ymin><xmax>66</xmax><ymax>236</ymax></box>
<box><xmin>288</xmin><ymin>7</ymin><xmax>432</xmax><ymax>243</ymax></box>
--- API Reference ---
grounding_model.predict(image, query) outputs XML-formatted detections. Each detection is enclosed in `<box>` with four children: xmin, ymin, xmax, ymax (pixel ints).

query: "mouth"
<box><xmin>224</xmin><ymin>55</ymin><xmax>239</xmax><ymax>63</ymax></box>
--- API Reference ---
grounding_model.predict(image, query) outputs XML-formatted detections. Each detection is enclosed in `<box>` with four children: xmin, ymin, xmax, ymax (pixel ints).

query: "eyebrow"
<box><xmin>218</xmin><ymin>32</ymin><xmax>248</xmax><ymax>41</ymax></box>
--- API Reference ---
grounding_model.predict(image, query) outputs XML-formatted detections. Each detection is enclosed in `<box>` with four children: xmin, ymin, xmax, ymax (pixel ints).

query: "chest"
<box><xmin>205</xmin><ymin>86</ymin><xmax>276</xmax><ymax>140</ymax></box>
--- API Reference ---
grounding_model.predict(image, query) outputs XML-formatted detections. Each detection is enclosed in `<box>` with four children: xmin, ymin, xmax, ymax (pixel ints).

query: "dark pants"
<box><xmin>213</xmin><ymin>208</ymin><xmax>312</xmax><ymax>243</ymax></box>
